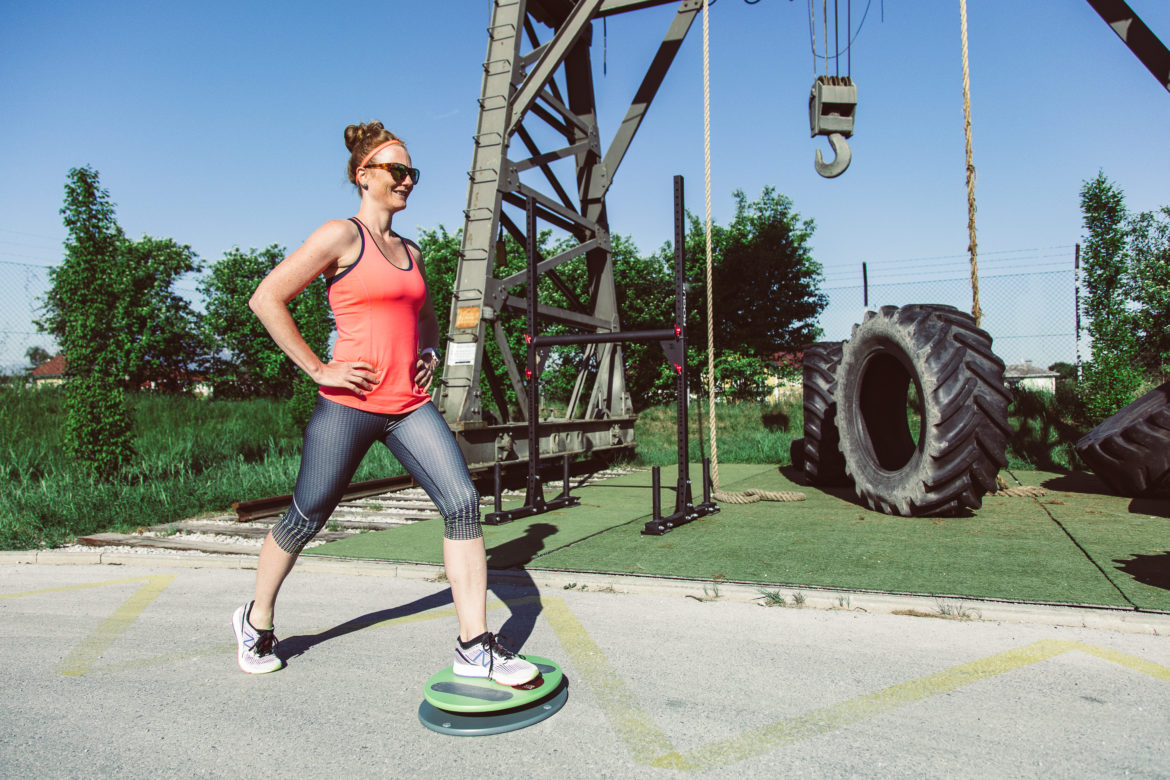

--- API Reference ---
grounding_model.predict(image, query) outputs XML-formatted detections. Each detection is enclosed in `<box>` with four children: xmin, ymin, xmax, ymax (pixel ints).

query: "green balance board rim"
<box><xmin>422</xmin><ymin>656</ymin><xmax>562</xmax><ymax>713</ymax></box>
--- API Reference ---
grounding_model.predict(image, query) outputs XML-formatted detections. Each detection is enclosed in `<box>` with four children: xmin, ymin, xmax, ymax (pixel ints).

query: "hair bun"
<box><xmin>344</xmin><ymin>121</ymin><xmax>387</xmax><ymax>153</ymax></box>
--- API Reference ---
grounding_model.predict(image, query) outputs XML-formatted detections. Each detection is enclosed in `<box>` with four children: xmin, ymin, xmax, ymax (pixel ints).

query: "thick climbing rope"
<box><xmin>959</xmin><ymin>0</ymin><xmax>982</xmax><ymax>326</ymax></box>
<box><xmin>700</xmin><ymin>1</ymin><xmax>804</xmax><ymax>505</ymax></box>
<box><xmin>702</xmin><ymin>0</ymin><xmax>720</xmax><ymax>493</ymax></box>
<box><xmin>994</xmin><ymin>473</ymin><xmax>1049</xmax><ymax>498</ymax></box>
<box><xmin>717</xmin><ymin>489</ymin><xmax>808</xmax><ymax>504</ymax></box>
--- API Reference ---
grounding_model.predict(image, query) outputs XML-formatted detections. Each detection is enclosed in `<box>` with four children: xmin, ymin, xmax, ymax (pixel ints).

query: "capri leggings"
<box><xmin>272</xmin><ymin>397</ymin><xmax>481</xmax><ymax>554</ymax></box>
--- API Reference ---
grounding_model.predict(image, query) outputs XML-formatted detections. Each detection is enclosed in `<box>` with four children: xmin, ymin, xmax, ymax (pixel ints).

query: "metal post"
<box><xmin>862</xmin><ymin>261</ymin><xmax>868</xmax><ymax>310</ymax></box>
<box><xmin>524</xmin><ymin>196</ymin><xmax>544</xmax><ymax>511</ymax></box>
<box><xmin>651</xmin><ymin>466</ymin><xmax>662</xmax><ymax>521</ymax></box>
<box><xmin>493</xmin><ymin>461</ymin><xmax>503</xmax><ymax>515</ymax></box>
<box><xmin>562</xmin><ymin>453</ymin><xmax>571</xmax><ymax>500</ymax></box>
<box><xmin>702</xmin><ymin>457</ymin><xmax>712</xmax><ymax>504</ymax></box>
<box><xmin>673</xmin><ymin>175</ymin><xmax>692</xmax><ymax>518</ymax></box>
<box><xmin>1075</xmin><ymin>243</ymin><xmax>1082</xmax><ymax>380</ymax></box>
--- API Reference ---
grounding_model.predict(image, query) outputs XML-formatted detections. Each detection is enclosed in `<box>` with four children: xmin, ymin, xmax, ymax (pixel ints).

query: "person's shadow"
<box><xmin>276</xmin><ymin>522</ymin><xmax>558</xmax><ymax>664</ymax></box>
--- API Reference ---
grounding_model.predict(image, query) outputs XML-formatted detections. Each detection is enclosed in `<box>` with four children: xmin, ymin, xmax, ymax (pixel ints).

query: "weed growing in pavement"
<box><xmin>791</xmin><ymin>591</ymin><xmax>807</xmax><ymax>607</ymax></box>
<box><xmin>935</xmin><ymin>599</ymin><xmax>980</xmax><ymax>620</ymax></box>
<box><xmin>836</xmin><ymin>595</ymin><xmax>852</xmax><ymax>609</ymax></box>
<box><xmin>757</xmin><ymin>589</ymin><xmax>787</xmax><ymax>607</ymax></box>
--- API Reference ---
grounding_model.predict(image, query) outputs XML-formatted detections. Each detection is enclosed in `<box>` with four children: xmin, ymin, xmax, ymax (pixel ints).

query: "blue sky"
<box><xmin>2</xmin><ymin>0</ymin><xmax>1168</xmax><ymax>368</ymax></box>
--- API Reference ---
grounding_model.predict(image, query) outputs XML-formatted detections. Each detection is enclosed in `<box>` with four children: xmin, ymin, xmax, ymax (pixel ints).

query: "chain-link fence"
<box><xmin>0</xmin><ymin>260</ymin><xmax>57</xmax><ymax>375</ymax></box>
<box><xmin>5</xmin><ymin>246</ymin><xmax>1154</xmax><ymax>389</ymax></box>
<box><xmin>818</xmin><ymin>247</ymin><xmax>1079</xmax><ymax>376</ymax></box>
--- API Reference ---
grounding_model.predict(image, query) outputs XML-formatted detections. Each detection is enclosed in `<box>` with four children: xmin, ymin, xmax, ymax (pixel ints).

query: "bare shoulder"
<box><xmin>310</xmin><ymin>218</ymin><xmax>362</xmax><ymax>254</ymax></box>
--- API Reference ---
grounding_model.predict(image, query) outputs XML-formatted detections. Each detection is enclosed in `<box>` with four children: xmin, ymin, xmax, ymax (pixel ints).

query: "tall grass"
<box><xmin>631</xmin><ymin>400</ymin><xmax>803</xmax><ymax>466</ymax></box>
<box><xmin>0</xmin><ymin>385</ymin><xmax>403</xmax><ymax>550</ymax></box>
<box><xmin>0</xmin><ymin>383</ymin><xmax>1087</xmax><ymax>551</ymax></box>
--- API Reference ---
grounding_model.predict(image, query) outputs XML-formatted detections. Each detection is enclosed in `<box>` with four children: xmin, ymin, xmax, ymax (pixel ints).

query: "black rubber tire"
<box><xmin>1075</xmin><ymin>381</ymin><xmax>1170</xmax><ymax>496</ymax></box>
<box><xmin>834</xmin><ymin>304</ymin><xmax>1011</xmax><ymax>516</ymax></box>
<box><xmin>802</xmin><ymin>341</ymin><xmax>849</xmax><ymax>485</ymax></box>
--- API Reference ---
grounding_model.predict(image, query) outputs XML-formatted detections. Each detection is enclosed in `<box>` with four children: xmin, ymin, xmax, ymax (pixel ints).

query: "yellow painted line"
<box><xmin>541</xmin><ymin>596</ymin><xmax>678</xmax><ymax>765</ymax></box>
<box><xmin>0</xmin><ymin>576</ymin><xmax>163</xmax><ymax>600</ymax></box>
<box><xmin>532</xmin><ymin>617</ymin><xmax>1170</xmax><ymax>773</ymax></box>
<box><xmin>652</xmin><ymin>639</ymin><xmax>1079</xmax><ymax>771</ymax></box>
<box><xmin>1075</xmin><ymin>642</ymin><xmax>1170</xmax><ymax>683</ymax></box>
<box><xmin>56</xmin><ymin>575</ymin><xmax>177</xmax><ymax>677</ymax></box>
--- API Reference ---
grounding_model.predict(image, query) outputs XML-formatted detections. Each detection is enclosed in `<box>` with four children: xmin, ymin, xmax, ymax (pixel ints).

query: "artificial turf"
<box><xmin>306</xmin><ymin>464</ymin><xmax>1170</xmax><ymax>611</ymax></box>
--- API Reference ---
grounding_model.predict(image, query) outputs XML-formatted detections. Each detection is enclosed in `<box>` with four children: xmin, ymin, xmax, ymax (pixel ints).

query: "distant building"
<box><xmin>1004</xmin><ymin>360</ymin><xmax>1059</xmax><ymax>394</ymax></box>
<box><xmin>767</xmin><ymin>349</ymin><xmax>804</xmax><ymax>405</ymax></box>
<box><xmin>30</xmin><ymin>354</ymin><xmax>66</xmax><ymax>387</ymax></box>
<box><xmin>27</xmin><ymin>354</ymin><xmax>210</xmax><ymax>396</ymax></box>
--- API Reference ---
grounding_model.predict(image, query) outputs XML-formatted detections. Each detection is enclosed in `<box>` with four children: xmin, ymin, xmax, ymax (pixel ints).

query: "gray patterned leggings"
<box><xmin>272</xmin><ymin>397</ymin><xmax>481</xmax><ymax>553</ymax></box>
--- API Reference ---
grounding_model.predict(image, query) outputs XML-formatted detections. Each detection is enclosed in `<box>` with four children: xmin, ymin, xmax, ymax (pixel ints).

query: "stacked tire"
<box><xmin>800</xmin><ymin>304</ymin><xmax>1012</xmax><ymax>516</ymax></box>
<box><xmin>1075</xmin><ymin>381</ymin><xmax>1170</xmax><ymax>496</ymax></box>
<box><xmin>801</xmin><ymin>341</ymin><xmax>849</xmax><ymax>485</ymax></box>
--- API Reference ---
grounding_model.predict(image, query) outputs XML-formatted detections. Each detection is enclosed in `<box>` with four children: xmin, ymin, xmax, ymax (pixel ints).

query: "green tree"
<box><xmin>1078</xmin><ymin>172</ymin><xmax>1141</xmax><ymax>423</ymax></box>
<box><xmin>198</xmin><ymin>245</ymin><xmax>333</xmax><ymax>420</ymax></box>
<box><xmin>40</xmin><ymin>166</ymin><xmax>134</xmax><ymax>478</ymax></box>
<box><xmin>24</xmin><ymin>346</ymin><xmax>52</xmax><ymax>374</ymax></box>
<box><xmin>1125</xmin><ymin>206</ymin><xmax>1170</xmax><ymax>379</ymax></box>
<box><xmin>416</xmin><ymin>225</ymin><xmax>461</xmax><ymax>346</ymax></box>
<box><xmin>116</xmin><ymin>235</ymin><xmax>205</xmax><ymax>391</ymax></box>
<box><xmin>677</xmin><ymin>187</ymin><xmax>826</xmax><ymax>403</ymax></box>
<box><xmin>701</xmin><ymin>187</ymin><xmax>825</xmax><ymax>357</ymax></box>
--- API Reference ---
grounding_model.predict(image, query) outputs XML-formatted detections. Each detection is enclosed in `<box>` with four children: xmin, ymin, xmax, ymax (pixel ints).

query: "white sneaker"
<box><xmin>453</xmin><ymin>632</ymin><xmax>538</xmax><ymax>686</ymax></box>
<box><xmin>232</xmin><ymin>601</ymin><xmax>283</xmax><ymax>674</ymax></box>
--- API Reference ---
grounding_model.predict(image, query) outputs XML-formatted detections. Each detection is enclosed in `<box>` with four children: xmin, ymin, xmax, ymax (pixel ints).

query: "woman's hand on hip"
<box><xmin>315</xmin><ymin>360</ymin><xmax>377</xmax><ymax>393</ymax></box>
<box><xmin>414</xmin><ymin>354</ymin><xmax>438</xmax><ymax>390</ymax></box>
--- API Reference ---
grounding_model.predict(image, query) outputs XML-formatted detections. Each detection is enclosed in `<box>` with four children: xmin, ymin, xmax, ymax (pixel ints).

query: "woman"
<box><xmin>232</xmin><ymin>121</ymin><xmax>537</xmax><ymax>686</ymax></box>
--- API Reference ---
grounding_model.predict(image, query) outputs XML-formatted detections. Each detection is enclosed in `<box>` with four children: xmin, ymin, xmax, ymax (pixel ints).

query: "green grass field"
<box><xmin>4</xmin><ymin>384</ymin><xmax>1167</xmax><ymax>612</ymax></box>
<box><xmin>308</xmin><ymin>463</ymin><xmax>1170</xmax><ymax>612</ymax></box>
<box><xmin>0</xmin><ymin>384</ymin><xmax>1095</xmax><ymax>551</ymax></box>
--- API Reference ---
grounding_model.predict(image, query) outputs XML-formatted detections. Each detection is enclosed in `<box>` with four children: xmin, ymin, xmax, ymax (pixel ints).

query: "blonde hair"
<box><xmin>344</xmin><ymin>121</ymin><xmax>404</xmax><ymax>188</ymax></box>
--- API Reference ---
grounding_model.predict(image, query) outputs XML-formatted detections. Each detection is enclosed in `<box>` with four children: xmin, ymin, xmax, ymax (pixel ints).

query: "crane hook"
<box><xmin>814</xmin><ymin>132</ymin><xmax>852</xmax><ymax>178</ymax></box>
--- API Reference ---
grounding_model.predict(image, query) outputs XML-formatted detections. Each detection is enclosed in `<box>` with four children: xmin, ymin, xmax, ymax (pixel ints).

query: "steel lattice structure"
<box><xmin>433</xmin><ymin>0</ymin><xmax>702</xmax><ymax>467</ymax></box>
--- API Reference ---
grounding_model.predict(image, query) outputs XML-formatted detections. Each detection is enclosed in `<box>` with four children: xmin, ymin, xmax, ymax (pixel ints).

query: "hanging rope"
<box><xmin>959</xmin><ymin>0</ymin><xmax>982</xmax><ymax>326</ymax></box>
<box><xmin>700</xmin><ymin>1</ymin><xmax>805</xmax><ymax>506</ymax></box>
<box><xmin>702</xmin><ymin>0</ymin><xmax>719</xmax><ymax>494</ymax></box>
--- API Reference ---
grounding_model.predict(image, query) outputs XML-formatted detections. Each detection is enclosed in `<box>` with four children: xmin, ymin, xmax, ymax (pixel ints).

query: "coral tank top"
<box><xmin>318</xmin><ymin>218</ymin><xmax>432</xmax><ymax>415</ymax></box>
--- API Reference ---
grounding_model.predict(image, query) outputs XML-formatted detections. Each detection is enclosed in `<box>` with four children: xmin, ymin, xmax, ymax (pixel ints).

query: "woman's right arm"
<box><xmin>249</xmin><ymin>219</ymin><xmax>376</xmax><ymax>394</ymax></box>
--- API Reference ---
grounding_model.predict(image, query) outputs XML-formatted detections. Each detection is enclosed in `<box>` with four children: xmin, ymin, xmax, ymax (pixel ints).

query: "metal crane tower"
<box><xmin>433</xmin><ymin>0</ymin><xmax>702</xmax><ymax>467</ymax></box>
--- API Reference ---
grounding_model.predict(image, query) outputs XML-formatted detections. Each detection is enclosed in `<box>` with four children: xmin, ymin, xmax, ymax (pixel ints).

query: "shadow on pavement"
<box><xmin>277</xmin><ymin>522</ymin><xmax>557</xmax><ymax>665</ymax></box>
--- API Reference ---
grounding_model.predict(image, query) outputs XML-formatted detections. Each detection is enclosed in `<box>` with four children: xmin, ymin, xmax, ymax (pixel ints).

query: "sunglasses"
<box><xmin>362</xmin><ymin>162</ymin><xmax>420</xmax><ymax>184</ymax></box>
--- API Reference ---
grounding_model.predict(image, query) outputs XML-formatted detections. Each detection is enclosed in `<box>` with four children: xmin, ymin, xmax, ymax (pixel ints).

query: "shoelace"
<box><xmin>481</xmin><ymin>632</ymin><xmax>515</xmax><ymax>680</ymax></box>
<box><xmin>253</xmin><ymin>628</ymin><xmax>277</xmax><ymax>657</ymax></box>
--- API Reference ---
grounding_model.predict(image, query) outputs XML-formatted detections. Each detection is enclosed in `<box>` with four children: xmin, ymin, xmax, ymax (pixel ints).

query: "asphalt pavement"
<box><xmin>2</xmin><ymin>551</ymin><xmax>1169</xmax><ymax>778</ymax></box>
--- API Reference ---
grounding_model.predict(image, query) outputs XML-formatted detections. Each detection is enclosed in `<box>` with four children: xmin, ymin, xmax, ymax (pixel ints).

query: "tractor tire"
<box><xmin>802</xmin><ymin>341</ymin><xmax>849</xmax><ymax>485</ymax></box>
<box><xmin>1075</xmin><ymin>380</ymin><xmax>1170</xmax><ymax>496</ymax></box>
<box><xmin>834</xmin><ymin>304</ymin><xmax>1011</xmax><ymax>516</ymax></box>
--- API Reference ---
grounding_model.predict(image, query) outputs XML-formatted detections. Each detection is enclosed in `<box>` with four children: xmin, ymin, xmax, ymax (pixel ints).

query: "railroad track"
<box><xmin>77</xmin><ymin>460</ymin><xmax>640</xmax><ymax>556</ymax></box>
